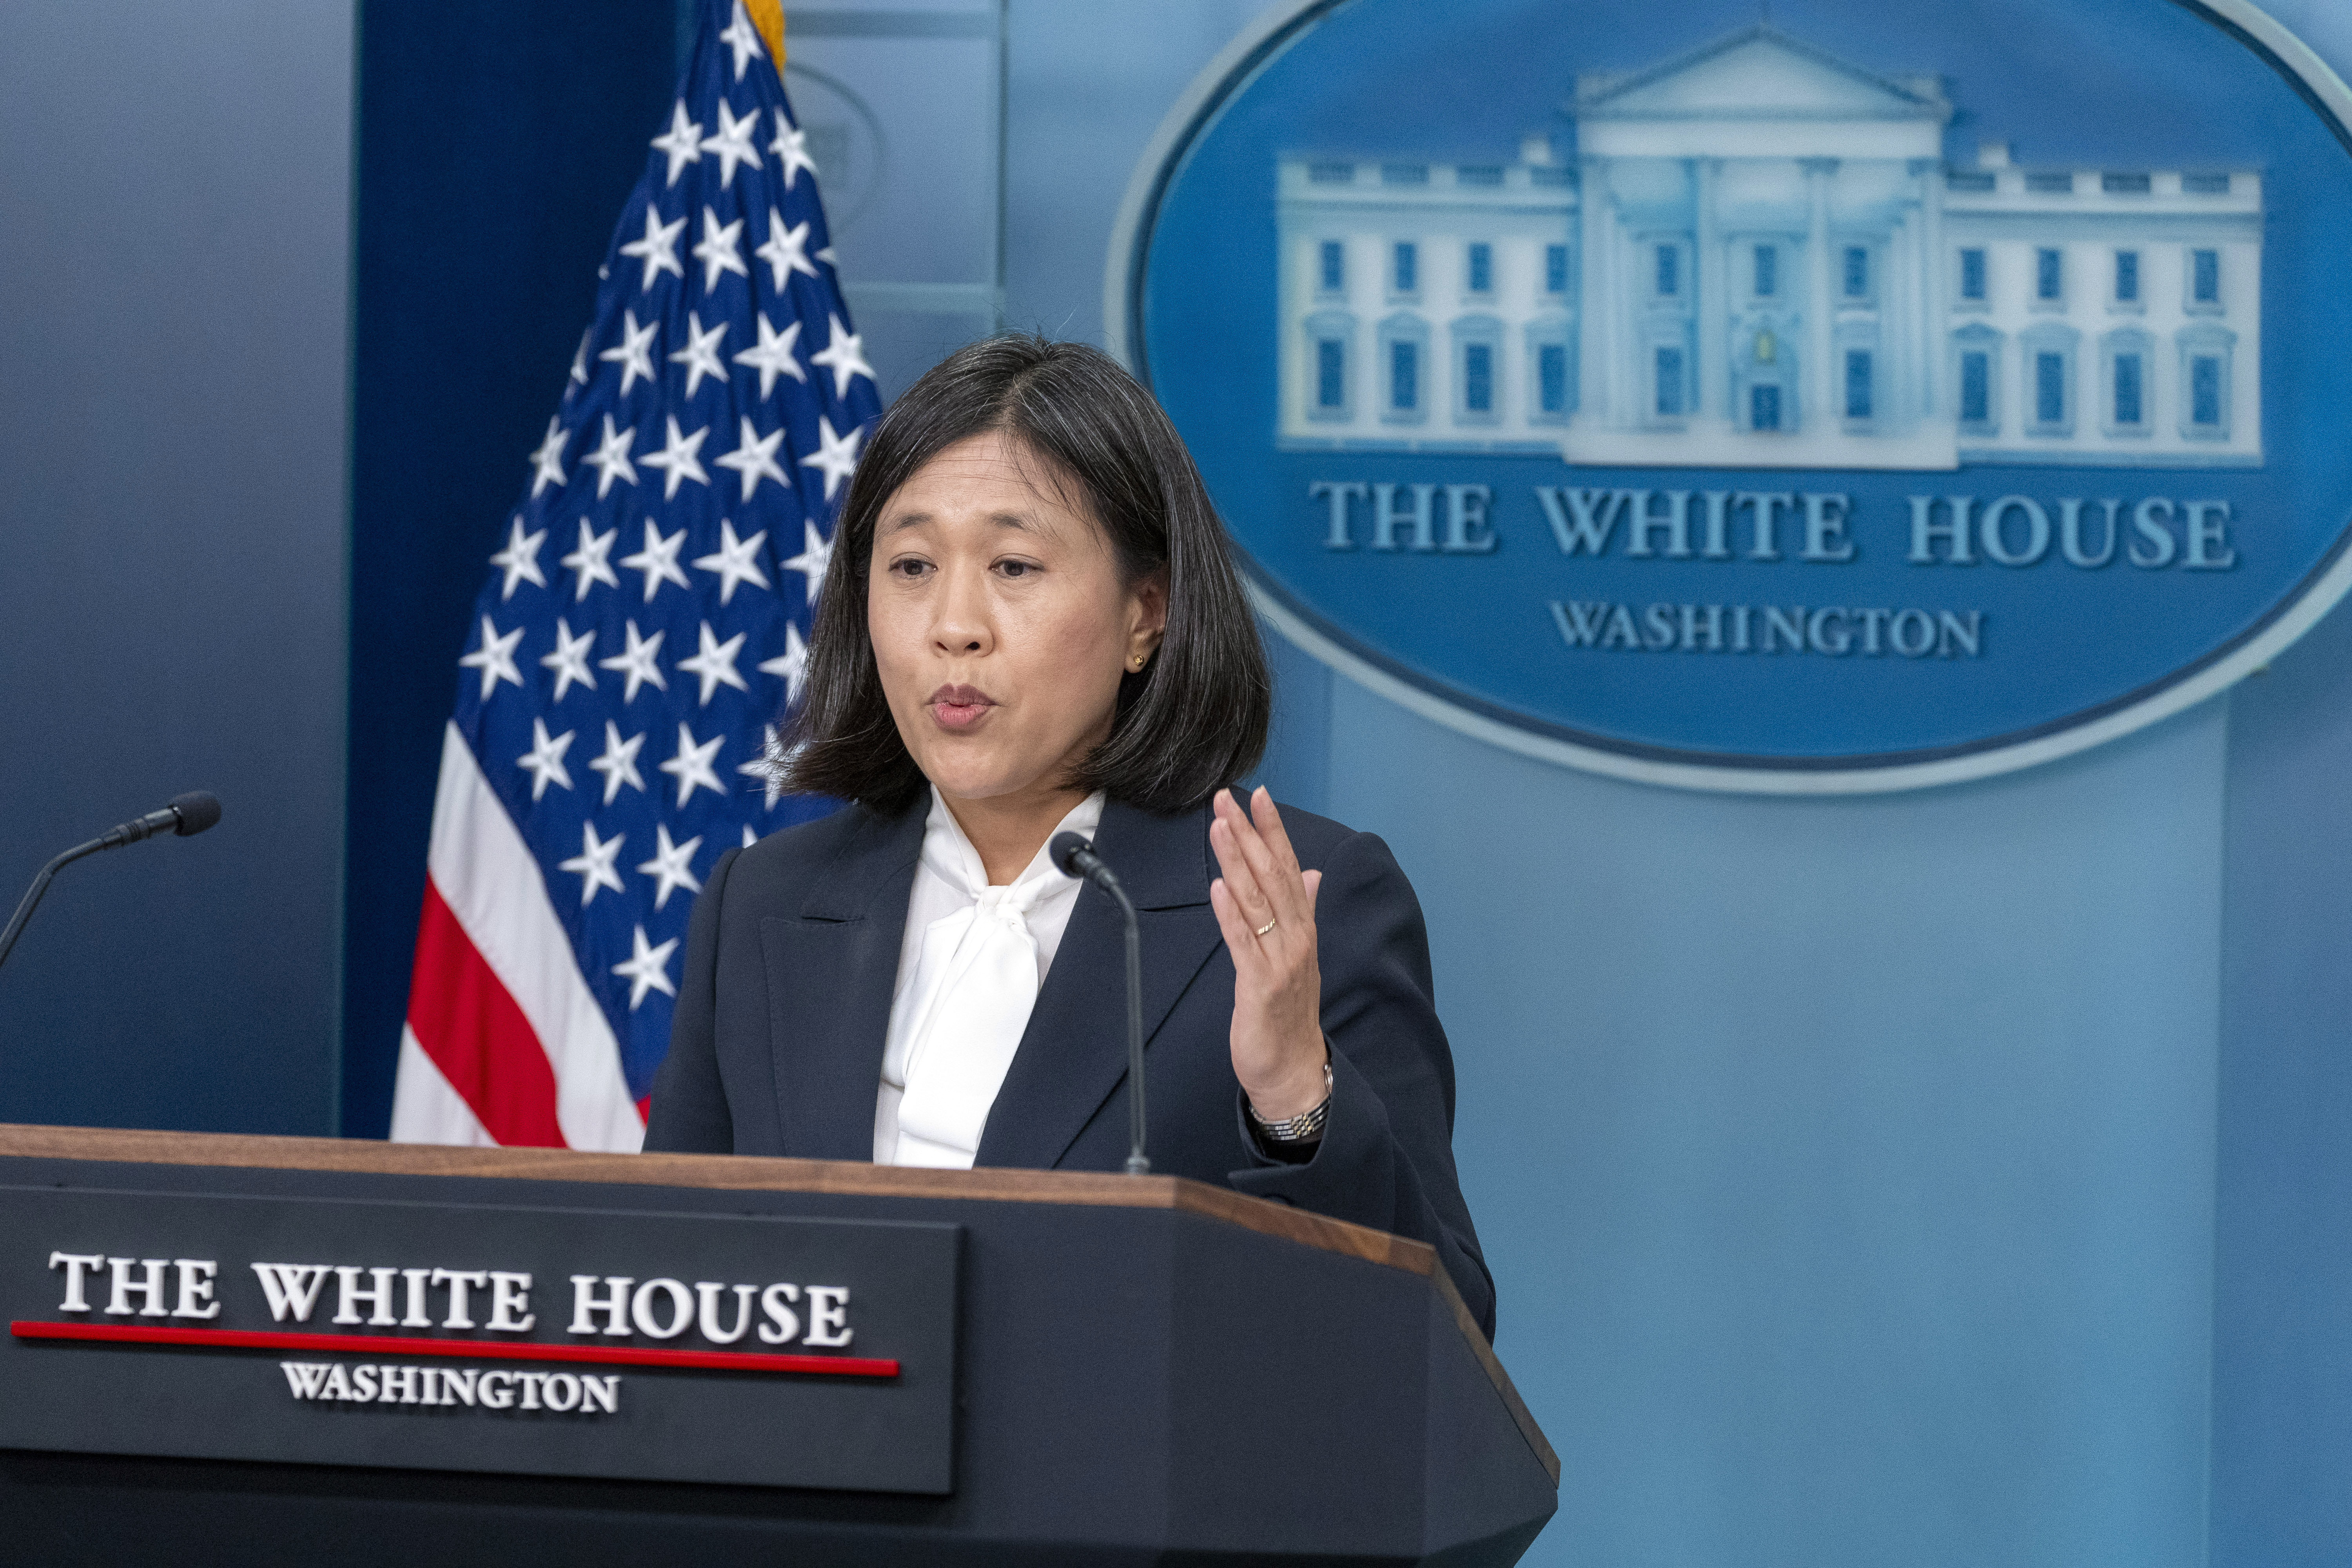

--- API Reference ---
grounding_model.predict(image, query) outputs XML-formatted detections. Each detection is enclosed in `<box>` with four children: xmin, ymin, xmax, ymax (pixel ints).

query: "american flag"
<box><xmin>391</xmin><ymin>0</ymin><xmax>877</xmax><ymax>1150</ymax></box>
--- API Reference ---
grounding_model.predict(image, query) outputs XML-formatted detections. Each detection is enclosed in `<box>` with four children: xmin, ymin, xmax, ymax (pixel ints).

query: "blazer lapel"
<box><xmin>974</xmin><ymin>797</ymin><xmax>1225</xmax><ymax>1172</ymax></box>
<box><xmin>760</xmin><ymin>799</ymin><xmax>925</xmax><ymax>1161</ymax></box>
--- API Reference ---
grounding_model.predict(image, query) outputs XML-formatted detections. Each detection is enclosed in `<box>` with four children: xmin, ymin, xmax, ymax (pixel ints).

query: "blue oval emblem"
<box><xmin>1112</xmin><ymin>0</ymin><xmax>2352</xmax><ymax>790</ymax></box>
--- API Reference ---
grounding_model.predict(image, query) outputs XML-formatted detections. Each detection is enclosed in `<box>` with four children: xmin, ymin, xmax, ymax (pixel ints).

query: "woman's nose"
<box><xmin>930</xmin><ymin>564</ymin><xmax>994</xmax><ymax>656</ymax></box>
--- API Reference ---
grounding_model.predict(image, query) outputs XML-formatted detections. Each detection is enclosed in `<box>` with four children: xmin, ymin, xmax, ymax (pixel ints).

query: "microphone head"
<box><xmin>1049</xmin><ymin>831</ymin><xmax>1093</xmax><ymax>878</ymax></box>
<box><xmin>168</xmin><ymin>791</ymin><xmax>222</xmax><ymax>837</ymax></box>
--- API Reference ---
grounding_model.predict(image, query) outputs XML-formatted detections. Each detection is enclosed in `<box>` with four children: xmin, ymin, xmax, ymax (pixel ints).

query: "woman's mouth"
<box><xmin>926</xmin><ymin>684</ymin><xmax>997</xmax><ymax>730</ymax></box>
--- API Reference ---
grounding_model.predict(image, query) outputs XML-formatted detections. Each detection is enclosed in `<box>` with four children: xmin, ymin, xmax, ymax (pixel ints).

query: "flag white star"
<box><xmin>810</xmin><ymin>313</ymin><xmax>875</xmax><ymax>399</ymax></box>
<box><xmin>743</xmin><ymin>823</ymin><xmax>759</xmax><ymax>849</ymax></box>
<box><xmin>515</xmin><ymin>717</ymin><xmax>576</xmax><ymax>802</ymax></box>
<box><xmin>714</xmin><ymin>417</ymin><xmax>788</xmax><ymax>500</ymax></box>
<box><xmin>692</xmin><ymin>519</ymin><xmax>769</xmax><ymax>604</ymax></box>
<box><xmin>528</xmin><ymin>417</ymin><xmax>568</xmax><ymax>496</ymax></box>
<box><xmin>677</xmin><ymin>620</ymin><xmax>750</xmax><ymax>705</ymax></box>
<box><xmin>618</xmin><ymin>205</ymin><xmax>686</xmax><ymax>292</ymax></box>
<box><xmin>582</xmin><ymin>416</ymin><xmax>639</xmax><ymax>499</ymax></box>
<box><xmin>755</xmin><ymin>209</ymin><xmax>820</xmax><ymax>290</ymax></box>
<box><xmin>667</xmin><ymin>310</ymin><xmax>729</xmax><ymax>397</ymax></box>
<box><xmin>570</xmin><ymin>328</ymin><xmax>592</xmax><ymax>386</ymax></box>
<box><xmin>732</xmin><ymin>312</ymin><xmax>806</xmax><ymax>398</ymax></box>
<box><xmin>799</xmin><ymin>414</ymin><xmax>863</xmax><ymax>503</ymax></box>
<box><xmin>488</xmin><ymin>516</ymin><xmax>548</xmax><ymax>599</ymax></box>
<box><xmin>562</xmin><ymin>519</ymin><xmax>620</xmax><ymax>600</ymax></box>
<box><xmin>692</xmin><ymin>206</ymin><xmax>749</xmax><ymax>294</ymax></box>
<box><xmin>718</xmin><ymin>0</ymin><xmax>766</xmax><ymax>79</ymax></box>
<box><xmin>659</xmin><ymin>722</ymin><xmax>727</xmax><ymax>807</ymax></box>
<box><xmin>699</xmin><ymin>99</ymin><xmax>762</xmax><ymax>189</ymax></box>
<box><xmin>612</xmin><ymin>924</ymin><xmax>680</xmax><ymax>1010</ymax></box>
<box><xmin>758</xmin><ymin>620</ymin><xmax>810</xmax><ymax>705</ymax></box>
<box><xmin>458</xmin><ymin>615</ymin><xmax>525</xmax><ymax>701</ymax></box>
<box><xmin>636</xmin><ymin>823</ymin><xmax>705</xmax><ymax>911</ymax></box>
<box><xmin>639</xmin><ymin>416</ymin><xmax>711</xmax><ymax>501</ymax></box>
<box><xmin>588</xmin><ymin>720</ymin><xmax>647</xmax><ymax>805</ymax></box>
<box><xmin>540</xmin><ymin>617</ymin><xmax>597</xmax><ymax>701</ymax></box>
<box><xmin>597</xmin><ymin>619</ymin><xmax>668</xmax><ymax>702</ymax></box>
<box><xmin>559</xmin><ymin>821</ymin><xmax>626</xmax><ymax>906</ymax></box>
<box><xmin>620</xmin><ymin>519</ymin><xmax>691</xmax><ymax>601</ymax></box>
<box><xmin>738</xmin><ymin>723</ymin><xmax>786</xmax><ymax>808</ymax></box>
<box><xmin>770</xmin><ymin>112</ymin><xmax>817</xmax><ymax>188</ymax></box>
<box><xmin>649</xmin><ymin>100</ymin><xmax>703</xmax><ymax>186</ymax></box>
<box><xmin>782</xmin><ymin>519</ymin><xmax>831</xmax><ymax>608</ymax></box>
<box><xmin>599</xmin><ymin>309</ymin><xmax>660</xmax><ymax>396</ymax></box>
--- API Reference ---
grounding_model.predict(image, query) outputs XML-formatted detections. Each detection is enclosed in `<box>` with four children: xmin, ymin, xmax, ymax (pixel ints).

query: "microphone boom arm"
<box><xmin>0</xmin><ymin>835</ymin><xmax>117</xmax><ymax>973</ymax></box>
<box><xmin>0</xmin><ymin>793</ymin><xmax>223</xmax><ymax>974</ymax></box>
<box><xmin>1051</xmin><ymin>831</ymin><xmax>1150</xmax><ymax>1175</ymax></box>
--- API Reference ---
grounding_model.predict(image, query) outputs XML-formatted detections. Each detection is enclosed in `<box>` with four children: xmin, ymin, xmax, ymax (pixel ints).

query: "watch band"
<box><xmin>1248</xmin><ymin>1060</ymin><xmax>1334</xmax><ymax>1144</ymax></box>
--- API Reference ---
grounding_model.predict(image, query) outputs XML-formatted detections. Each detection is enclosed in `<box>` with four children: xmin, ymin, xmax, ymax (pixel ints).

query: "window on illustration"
<box><xmin>1393</xmin><ymin>242</ymin><xmax>1417</xmax><ymax>294</ymax></box>
<box><xmin>1845</xmin><ymin>350</ymin><xmax>1873</xmax><ymax>420</ymax></box>
<box><xmin>2037</xmin><ymin>248</ymin><xmax>2063</xmax><ymax>301</ymax></box>
<box><xmin>2115</xmin><ymin>250</ymin><xmax>2140</xmax><ymax>303</ymax></box>
<box><xmin>1544</xmin><ymin>244</ymin><xmax>1569</xmax><ymax>295</ymax></box>
<box><xmin>2035</xmin><ymin>351</ymin><xmax>2067</xmax><ymax>424</ymax></box>
<box><xmin>1463</xmin><ymin>342</ymin><xmax>1492</xmax><ymax>413</ymax></box>
<box><xmin>1960</xmin><ymin>352</ymin><xmax>1991</xmax><ymax>425</ymax></box>
<box><xmin>1654</xmin><ymin>346</ymin><xmax>1684</xmax><ymax>416</ymax></box>
<box><xmin>1655</xmin><ymin>245</ymin><xmax>1679</xmax><ymax>298</ymax></box>
<box><xmin>1466</xmin><ymin>243</ymin><xmax>1492</xmax><ymax>294</ymax></box>
<box><xmin>2113</xmin><ymin>353</ymin><xmax>2143</xmax><ymax>425</ymax></box>
<box><xmin>1538</xmin><ymin>344</ymin><xmax>1568</xmax><ymax>414</ymax></box>
<box><xmin>1316</xmin><ymin>339</ymin><xmax>1345</xmax><ymax>408</ymax></box>
<box><xmin>2192</xmin><ymin>248</ymin><xmax>2220</xmax><ymax>303</ymax></box>
<box><xmin>1754</xmin><ymin>244</ymin><xmax>1777</xmax><ymax>298</ymax></box>
<box><xmin>1751</xmin><ymin>383</ymin><xmax>1781</xmax><ymax>431</ymax></box>
<box><xmin>1842</xmin><ymin>246</ymin><xmax>1868</xmax><ymax>298</ymax></box>
<box><xmin>2191</xmin><ymin>354</ymin><xmax>2222</xmax><ymax>426</ymax></box>
<box><xmin>1959</xmin><ymin>248</ymin><xmax>1986</xmax><ymax>301</ymax></box>
<box><xmin>1319</xmin><ymin>241</ymin><xmax>1344</xmax><ymax>293</ymax></box>
<box><xmin>1391</xmin><ymin>339</ymin><xmax>1418</xmax><ymax>410</ymax></box>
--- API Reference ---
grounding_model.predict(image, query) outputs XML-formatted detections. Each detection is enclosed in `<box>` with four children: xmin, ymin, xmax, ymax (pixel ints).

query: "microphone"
<box><xmin>1051</xmin><ymin>830</ymin><xmax>1149</xmax><ymax>1176</ymax></box>
<box><xmin>0</xmin><ymin>793</ymin><xmax>223</xmax><ymax>973</ymax></box>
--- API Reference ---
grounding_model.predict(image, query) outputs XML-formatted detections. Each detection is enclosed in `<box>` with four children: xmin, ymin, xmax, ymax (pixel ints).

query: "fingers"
<box><xmin>1213</xmin><ymin>789</ymin><xmax>1308</xmax><ymax>930</ymax></box>
<box><xmin>1206</xmin><ymin>875</ymin><xmax>1261</xmax><ymax>959</ymax></box>
<box><xmin>1249</xmin><ymin>787</ymin><xmax>1303</xmax><ymax>882</ymax></box>
<box><xmin>1209</xmin><ymin>833</ymin><xmax>1279</xmax><ymax>949</ymax></box>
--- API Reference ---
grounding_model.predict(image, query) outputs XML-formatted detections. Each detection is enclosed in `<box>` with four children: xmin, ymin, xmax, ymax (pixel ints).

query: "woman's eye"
<box><xmin>889</xmin><ymin>559</ymin><xmax>931</xmax><ymax>579</ymax></box>
<box><xmin>996</xmin><ymin>560</ymin><xmax>1035</xmax><ymax>579</ymax></box>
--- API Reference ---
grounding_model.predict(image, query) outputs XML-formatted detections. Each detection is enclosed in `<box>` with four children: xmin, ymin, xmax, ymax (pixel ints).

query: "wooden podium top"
<box><xmin>0</xmin><ymin>1122</ymin><xmax>1554</xmax><ymax>1481</ymax></box>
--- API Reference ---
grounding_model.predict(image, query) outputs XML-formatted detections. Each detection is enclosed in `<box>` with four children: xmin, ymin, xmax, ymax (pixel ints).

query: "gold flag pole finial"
<box><xmin>744</xmin><ymin>0</ymin><xmax>786</xmax><ymax>71</ymax></box>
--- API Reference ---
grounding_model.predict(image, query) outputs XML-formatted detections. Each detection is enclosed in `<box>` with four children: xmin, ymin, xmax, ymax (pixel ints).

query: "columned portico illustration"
<box><xmin>1274</xmin><ymin>24</ymin><xmax>2263</xmax><ymax>470</ymax></box>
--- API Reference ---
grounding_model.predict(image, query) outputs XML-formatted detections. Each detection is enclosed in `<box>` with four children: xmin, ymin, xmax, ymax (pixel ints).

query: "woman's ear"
<box><xmin>1128</xmin><ymin>566</ymin><xmax>1170</xmax><ymax>666</ymax></box>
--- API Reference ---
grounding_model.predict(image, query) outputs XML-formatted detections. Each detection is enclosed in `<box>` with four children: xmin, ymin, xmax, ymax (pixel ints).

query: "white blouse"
<box><xmin>871</xmin><ymin>787</ymin><xmax>1108</xmax><ymax>1168</ymax></box>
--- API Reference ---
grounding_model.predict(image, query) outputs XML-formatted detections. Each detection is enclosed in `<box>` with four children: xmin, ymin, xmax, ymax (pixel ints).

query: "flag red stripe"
<box><xmin>406</xmin><ymin>877</ymin><xmax>566</xmax><ymax>1148</ymax></box>
<box><xmin>11</xmin><ymin>1321</ymin><xmax>897</xmax><ymax>1377</ymax></box>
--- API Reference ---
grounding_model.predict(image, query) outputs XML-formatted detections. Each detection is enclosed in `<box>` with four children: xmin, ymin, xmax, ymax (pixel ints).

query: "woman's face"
<box><xmin>867</xmin><ymin>430</ymin><xmax>1165</xmax><ymax>807</ymax></box>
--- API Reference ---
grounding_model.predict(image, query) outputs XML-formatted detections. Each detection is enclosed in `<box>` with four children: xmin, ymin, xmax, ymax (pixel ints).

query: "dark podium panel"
<box><xmin>0</xmin><ymin>1125</ymin><xmax>1557</xmax><ymax>1566</ymax></box>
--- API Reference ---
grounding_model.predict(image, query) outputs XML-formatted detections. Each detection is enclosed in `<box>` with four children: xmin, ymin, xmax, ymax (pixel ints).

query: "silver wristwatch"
<box><xmin>1248</xmin><ymin>1060</ymin><xmax>1334</xmax><ymax>1144</ymax></box>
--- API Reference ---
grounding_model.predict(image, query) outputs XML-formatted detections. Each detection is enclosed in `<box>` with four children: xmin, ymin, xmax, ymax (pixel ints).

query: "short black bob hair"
<box><xmin>775</xmin><ymin>334</ymin><xmax>1271</xmax><ymax>817</ymax></box>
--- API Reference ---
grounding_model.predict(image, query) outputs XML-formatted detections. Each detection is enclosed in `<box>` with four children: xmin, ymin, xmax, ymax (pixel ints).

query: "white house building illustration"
<box><xmin>1275</xmin><ymin>26</ymin><xmax>2263</xmax><ymax>469</ymax></box>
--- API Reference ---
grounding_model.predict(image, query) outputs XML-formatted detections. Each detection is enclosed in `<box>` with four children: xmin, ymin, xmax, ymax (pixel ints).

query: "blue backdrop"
<box><xmin>3</xmin><ymin>1</ymin><xmax>2351</xmax><ymax>1563</ymax></box>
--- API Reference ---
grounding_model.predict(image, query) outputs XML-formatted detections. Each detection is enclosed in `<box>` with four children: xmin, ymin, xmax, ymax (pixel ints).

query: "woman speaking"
<box><xmin>645</xmin><ymin>336</ymin><xmax>1493</xmax><ymax>1337</ymax></box>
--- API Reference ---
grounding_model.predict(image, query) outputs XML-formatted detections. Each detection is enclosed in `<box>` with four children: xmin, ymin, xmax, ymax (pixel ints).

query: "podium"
<box><xmin>0</xmin><ymin>1124</ymin><xmax>1556</xmax><ymax>1565</ymax></box>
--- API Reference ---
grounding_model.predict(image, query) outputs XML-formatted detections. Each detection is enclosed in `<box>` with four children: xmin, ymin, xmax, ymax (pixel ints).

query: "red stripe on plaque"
<box><xmin>10</xmin><ymin>1321</ymin><xmax>898</xmax><ymax>1377</ymax></box>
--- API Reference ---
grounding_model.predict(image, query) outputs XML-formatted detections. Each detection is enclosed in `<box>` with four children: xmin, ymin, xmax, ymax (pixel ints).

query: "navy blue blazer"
<box><xmin>644</xmin><ymin>792</ymin><xmax>1495</xmax><ymax>1339</ymax></box>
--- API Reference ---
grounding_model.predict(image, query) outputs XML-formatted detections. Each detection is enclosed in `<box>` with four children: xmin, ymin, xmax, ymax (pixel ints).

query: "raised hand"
<box><xmin>1207</xmin><ymin>786</ymin><xmax>1328</xmax><ymax>1121</ymax></box>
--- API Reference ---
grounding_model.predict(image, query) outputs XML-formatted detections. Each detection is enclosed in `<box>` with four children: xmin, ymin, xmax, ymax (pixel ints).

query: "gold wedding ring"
<box><xmin>1254</xmin><ymin>918</ymin><xmax>1278</xmax><ymax>937</ymax></box>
